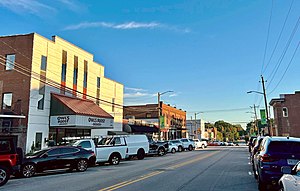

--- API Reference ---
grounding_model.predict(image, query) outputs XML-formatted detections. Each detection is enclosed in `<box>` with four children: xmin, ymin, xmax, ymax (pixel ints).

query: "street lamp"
<box><xmin>158</xmin><ymin>91</ymin><xmax>174</xmax><ymax>140</ymax></box>
<box><xmin>194</xmin><ymin>112</ymin><xmax>203</xmax><ymax>139</ymax></box>
<box><xmin>247</xmin><ymin>85</ymin><xmax>271</xmax><ymax>136</ymax></box>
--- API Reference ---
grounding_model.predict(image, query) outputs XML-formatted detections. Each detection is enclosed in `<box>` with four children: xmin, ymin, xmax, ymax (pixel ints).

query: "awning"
<box><xmin>51</xmin><ymin>93</ymin><xmax>113</xmax><ymax>118</ymax></box>
<box><xmin>123</xmin><ymin>124</ymin><xmax>159</xmax><ymax>133</ymax></box>
<box><xmin>50</xmin><ymin>93</ymin><xmax>114</xmax><ymax>128</ymax></box>
<box><xmin>108</xmin><ymin>131</ymin><xmax>129</xmax><ymax>135</ymax></box>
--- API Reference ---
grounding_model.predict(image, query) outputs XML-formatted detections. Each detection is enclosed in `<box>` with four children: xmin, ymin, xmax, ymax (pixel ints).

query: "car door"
<box><xmin>38</xmin><ymin>148</ymin><xmax>60</xmax><ymax>171</ymax></box>
<box><xmin>59</xmin><ymin>147</ymin><xmax>80</xmax><ymax>169</ymax></box>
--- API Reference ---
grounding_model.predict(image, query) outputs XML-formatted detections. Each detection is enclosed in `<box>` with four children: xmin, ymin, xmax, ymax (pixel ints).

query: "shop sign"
<box><xmin>50</xmin><ymin>115</ymin><xmax>114</xmax><ymax>128</ymax></box>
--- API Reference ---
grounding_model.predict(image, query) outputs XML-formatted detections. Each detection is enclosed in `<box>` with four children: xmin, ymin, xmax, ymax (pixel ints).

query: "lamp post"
<box><xmin>247</xmin><ymin>76</ymin><xmax>271</xmax><ymax>135</ymax></box>
<box><xmin>158</xmin><ymin>91</ymin><xmax>174</xmax><ymax>140</ymax></box>
<box><xmin>194</xmin><ymin>112</ymin><xmax>203</xmax><ymax>140</ymax></box>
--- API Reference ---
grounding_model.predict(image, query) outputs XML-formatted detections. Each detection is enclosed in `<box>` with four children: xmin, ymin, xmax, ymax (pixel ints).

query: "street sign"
<box><xmin>159</xmin><ymin>116</ymin><xmax>165</xmax><ymax>128</ymax></box>
<box><xmin>260</xmin><ymin>109</ymin><xmax>267</xmax><ymax>125</ymax></box>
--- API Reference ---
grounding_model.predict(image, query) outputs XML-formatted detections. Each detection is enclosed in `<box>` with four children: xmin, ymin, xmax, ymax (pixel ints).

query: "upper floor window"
<box><xmin>97</xmin><ymin>77</ymin><xmax>101</xmax><ymax>88</ymax></box>
<box><xmin>83</xmin><ymin>60</ymin><xmax>88</xmax><ymax>88</ymax></box>
<box><xmin>73</xmin><ymin>56</ymin><xmax>78</xmax><ymax>85</ymax></box>
<box><xmin>2</xmin><ymin>93</ymin><xmax>12</xmax><ymax>110</ymax></box>
<box><xmin>61</xmin><ymin>50</ymin><xmax>67</xmax><ymax>82</ymax></box>
<box><xmin>6</xmin><ymin>54</ymin><xmax>15</xmax><ymax>70</ymax></box>
<box><xmin>41</xmin><ymin>56</ymin><xmax>47</xmax><ymax>71</ymax></box>
<box><xmin>283</xmin><ymin>107</ymin><xmax>288</xmax><ymax>117</ymax></box>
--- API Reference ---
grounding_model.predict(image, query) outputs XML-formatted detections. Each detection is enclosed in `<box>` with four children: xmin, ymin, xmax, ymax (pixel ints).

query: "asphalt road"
<box><xmin>1</xmin><ymin>146</ymin><xmax>258</xmax><ymax>191</ymax></box>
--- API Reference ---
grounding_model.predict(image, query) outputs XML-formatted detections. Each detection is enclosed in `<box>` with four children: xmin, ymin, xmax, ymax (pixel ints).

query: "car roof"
<box><xmin>265</xmin><ymin>136</ymin><xmax>300</xmax><ymax>142</ymax></box>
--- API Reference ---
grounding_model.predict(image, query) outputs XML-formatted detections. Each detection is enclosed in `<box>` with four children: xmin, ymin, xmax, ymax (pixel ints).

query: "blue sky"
<box><xmin>1</xmin><ymin>0</ymin><xmax>300</xmax><ymax>127</ymax></box>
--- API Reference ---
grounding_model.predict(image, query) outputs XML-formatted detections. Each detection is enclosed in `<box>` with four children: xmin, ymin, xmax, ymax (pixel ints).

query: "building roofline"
<box><xmin>0</xmin><ymin>33</ymin><xmax>34</xmax><ymax>39</ymax></box>
<box><xmin>269</xmin><ymin>98</ymin><xmax>285</xmax><ymax>105</ymax></box>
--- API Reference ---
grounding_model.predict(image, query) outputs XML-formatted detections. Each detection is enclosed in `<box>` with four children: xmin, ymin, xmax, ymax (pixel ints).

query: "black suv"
<box><xmin>147</xmin><ymin>137</ymin><xmax>169</xmax><ymax>156</ymax></box>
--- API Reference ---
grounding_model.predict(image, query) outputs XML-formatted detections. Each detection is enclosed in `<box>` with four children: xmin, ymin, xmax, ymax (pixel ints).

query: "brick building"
<box><xmin>270</xmin><ymin>91</ymin><xmax>300</xmax><ymax>137</ymax></box>
<box><xmin>0</xmin><ymin>33</ymin><xmax>123</xmax><ymax>153</ymax></box>
<box><xmin>124</xmin><ymin>102</ymin><xmax>186</xmax><ymax>140</ymax></box>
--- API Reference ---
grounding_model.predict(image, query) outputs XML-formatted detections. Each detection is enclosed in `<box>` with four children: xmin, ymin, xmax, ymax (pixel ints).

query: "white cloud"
<box><xmin>124</xmin><ymin>92</ymin><xmax>149</xmax><ymax>98</ymax></box>
<box><xmin>125</xmin><ymin>87</ymin><xmax>147</xmax><ymax>92</ymax></box>
<box><xmin>63</xmin><ymin>21</ymin><xmax>191</xmax><ymax>33</ymax></box>
<box><xmin>0</xmin><ymin>0</ymin><xmax>55</xmax><ymax>15</ymax></box>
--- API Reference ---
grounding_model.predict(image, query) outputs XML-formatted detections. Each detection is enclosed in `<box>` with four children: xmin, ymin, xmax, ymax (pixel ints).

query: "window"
<box><xmin>37</xmin><ymin>95</ymin><xmax>44</xmax><ymax>110</ymax></box>
<box><xmin>283</xmin><ymin>107</ymin><xmax>288</xmax><ymax>117</ymax></box>
<box><xmin>78</xmin><ymin>141</ymin><xmax>92</xmax><ymax>149</ymax></box>
<box><xmin>5</xmin><ymin>54</ymin><xmax>15</xmax><ymax>70</ymax></box>
<box><xmin>83</xmin><ymin>60</ymin><xmax>88</xmax><ymax>88</ymax></box>
<box><xmin>60</xmin><ymin>148</ymin><xmax>78</xmax><ymax>154</ymax></box>
<box><xmin>73</xmin><ymin>56</ymin><xmax>78</xmax><ymax>85</ymax></box>
<box><xmin>35</xmin><ymin>132</ymin><xmax>42</xmax><ymax>150</ymax></box>
<box><xmin>2</xmin><ymin>93</ymin><xmax>12</xmax><ymax>109</ymax></box>
<box><xmin>112</xmin><ymin>98</ymin><xmax>115</xmax><ymax>112</ymax></box>
<box><xmin>146</xmin><ymin>113</ymin><xmax>151</xmax><ymax>118</ymax></box>
<box><xmin>47</xmin><ymin>148</ymin><xmax>60</xmax><ymax>156</ymax></box>
<box><xmin>41</xmin><ymin>56</ymin><xmax>47</xmax><ymax>71</ymax></box>
<box><xmin>61</xmin><ymin>64</ymin><xmax>67</xmax><ymax>82</ymax></box>
<box><xmin>97</xmin><ymin>77</ymin><xmax>101</xmax><ymax>88</ymax></box>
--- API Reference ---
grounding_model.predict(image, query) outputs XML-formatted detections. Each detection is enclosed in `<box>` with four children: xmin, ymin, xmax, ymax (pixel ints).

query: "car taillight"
<box><xmin>261</xmin><ymin>154</ymin><xmax>277</xmax><ymax>162</ymax></box>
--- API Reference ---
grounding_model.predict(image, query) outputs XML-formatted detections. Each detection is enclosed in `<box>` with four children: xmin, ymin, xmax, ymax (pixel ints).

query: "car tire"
<box><xmin>158</xmin><ymin>147</ymin><xmax>165</xmax><ymax>156</ymax></box>
<box><xmin>188</xmin><ymin>145</ymin><xmax>193</xmax><ymax>151</ymax></box>
<box><xmin>201</xmin><ymin>144</ymin><xmax>205</xmax><ymax>149</ymax></box>
<box><xmin>21</xmin><ymin>163</ymin><xmax>36</xmax><ymax>178</ymax></box>
<box><xmin>109</xmin><ymin>154</ymin><xmax>121</xmax><ymax>165</ymax></box>
<box><xmin>137</xmin><ymin>149</ymin><xmax>145</xmax><ymax>160</ymax></box>
<box><xmin>76</xmin><ymin>159</ymin><xmax>88</xmax><ymax>172</ymax></box>
<box><xmin>178</xmin><ymin>146</ymin><xmax>183</xmax><ymax>152</ymax></box>
<box><xmin>171</xmin><ymin>148</ymin><xmax>176</xmax><ymax>154</ymax></box>
<box><xmin>0</xmin><ymin>166</ymin><xmax>10</xmax><ymax>187</ymax></box>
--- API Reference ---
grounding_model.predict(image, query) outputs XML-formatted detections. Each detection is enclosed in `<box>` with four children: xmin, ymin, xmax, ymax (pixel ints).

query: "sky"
<box><xmin>1</xmin><ymin>0</ymin><xmax>300</xmax><ymax>128</ymax></box>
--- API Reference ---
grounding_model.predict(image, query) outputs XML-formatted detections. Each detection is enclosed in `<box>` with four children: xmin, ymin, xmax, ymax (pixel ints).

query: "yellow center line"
<box><xmin>99</xmin><ymin>151</ymin><xmax>220</xmax><ymax>191</ymax></box>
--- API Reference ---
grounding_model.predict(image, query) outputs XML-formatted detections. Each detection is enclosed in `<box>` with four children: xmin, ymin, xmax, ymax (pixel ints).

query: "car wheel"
<box><xmin>0</xmin><ymin>166</ymin><xmax>10</xmax><ymax>187</ymax></box>
<box><xmin>76</xmin><ymin>159</ymin><xmax>88</xmax><ymax>172</ymax></box>
<box><xmin>158</xmin><ymin>147</ymin><xmax>165</xmax><ymax>156</ymax></box>
<box><xmin>109</xmin><ymin>154</ymin><xmax>121</xmax><ymax>165</ymax></box>
<box><xmin>188</xmin><ymin>145</ymin><xmax>193</xmax><ymax>151</ymax></box>
<box><xmin>178</xmin><ymin>146</ymin><xmax>183</xmax><ymax>152</ymax></box>
<box><xmin>137</xmin><ymin>149</ymin><xmax>145</xmax><ymax>160</ymax></box>
<box><xmin>201</xmin><ymin>144</ymin><xmax>205</xmax><ymax>149</ymax></box>
<box><xmin>171</xmin><ymin>148</ymin><xmax>176</xmax><ymax>154</ymax></box>
<box><xmin>22</xmin><ymin>164</ymin><xmax>36</xmax><ymax>178</ymax></box>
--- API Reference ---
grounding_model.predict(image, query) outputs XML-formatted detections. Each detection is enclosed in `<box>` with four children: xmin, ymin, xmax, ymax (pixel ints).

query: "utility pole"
<box><xmin>194</xmin><ymin>113</ymin><xmax>197</xmax><ymax>139</ymax></box>
<box><xmin>261</xmin><ymin>75</ymin><xmax>272</xmax><ymax>136</ymax></box>
<box><xmin>157</xmin><ymin>92</ymin><xmax>161</xmax><ymax>140</ymax></box>
<box><xmin>250</xmin><ymin>104</ymin><xmax>259</xmax><ymax>135</ymax></box>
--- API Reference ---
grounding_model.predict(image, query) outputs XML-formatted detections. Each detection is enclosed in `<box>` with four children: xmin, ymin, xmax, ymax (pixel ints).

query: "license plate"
<box><xmin>287</xmin><ymin>159</ymin><xmax>299</xmax><ymax>165</ymax></box>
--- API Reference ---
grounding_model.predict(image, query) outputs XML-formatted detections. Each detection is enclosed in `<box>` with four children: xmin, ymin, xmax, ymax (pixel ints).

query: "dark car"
<box><xmin>0</xmin><ymin>136</ymin><xmax>23</xmax><ymax>187</ymax></box>
<box><xmin>250</xmin><ymin>136</ymin><xmax>264</xmax><ymax>171</ymax></box>
<box><xmin>20</xmin><ymin>146</ymin><xmax>96</xmax><ymax>178</ymax></box>
<box><xmin>148</xmin><ymin>139</ymin><xmax>169</xmax><ymax>156</ymax></box>
<box><xmin>253</xmin><ymin>136</ymin><xmax>300</xmax><ymax>190</ymax></box>
<box><xmin>169</xmin><ymin>140</ymin><xmax>184</xmax><ymax>152</ymax></box>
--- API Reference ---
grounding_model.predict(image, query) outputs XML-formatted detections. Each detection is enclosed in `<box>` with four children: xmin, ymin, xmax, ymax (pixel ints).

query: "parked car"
<box><xmin>169</xmin><ymin>140</ymin><xmax>184</xmax><ymax>152</ymax></box>
<box><xmin>20</xmin><ymin>146</ymin><xmax>96</xmax><ymax>178</ymax></box>
<box><xmin>250</xmin><ymin>136</ymin><xmax>264</xmax><ymax>171</ymax></box>
<box><xmin>148</xmin><ymin>138</ymin><xmax>169</xmax><ymax>156</ymax></box>
<box><xmin>0</xmin><ymin>136</ymin><xmax>23</xmax><ymax>187</ymax></box>
<box><xmin>193</xmin><ymin>139</ymin><xmax>207</xmax><ymax>149</ymax></box>
<box><xmin>278</xmin><ymin>161</ymin><xmax>300</xmax><ymax>191</ymax></box>
<box><xmin>248</xmin><ymin>136</ymin><xmax>257</xmax><ymax>152</ymax></box>
<box><xmin>253</xmin><ymin>136</ymin><xmax>300</xmax><ymax>190</ymax></box>
<box><xmin>180</xmin><ymin>138</ymin><xmax>195</xmax><ymax>151</ymax></box>
<box><xmin>168</xmin><ymin>142</ymin><xmax>178</xmax><ymax>154</ymax></box>
<box><xmin>73</xmin><ymin>138</ymin><xmax>128</xmax><ymax>165</ymax></box>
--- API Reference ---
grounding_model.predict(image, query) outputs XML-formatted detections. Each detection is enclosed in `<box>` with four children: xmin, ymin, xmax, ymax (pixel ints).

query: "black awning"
<box><xmin>124</xmin><ymin>124</ymin><xmax>159</xmax><ymax>133</ymax></box>
<box><xmin>107</xmin><ymin>131</ymin><xmax>129</xmax><ymax>135</ymax></box>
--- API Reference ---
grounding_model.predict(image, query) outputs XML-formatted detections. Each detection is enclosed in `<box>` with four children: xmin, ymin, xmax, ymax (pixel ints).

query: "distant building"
<box><xmin>124</xmin><ymin>102</ymin><xmax>186</xmax><ymax>140</ymax></box>
<box><xmin>270</xmin><ymin>91</ymin><xmax>300</xmax><ymax>137</ymax></box>
<box><xmin>186</xmin><ymin>119</ymin><xmax>205</xmax><ymax>139</ymax></box>
<box><xmin>0</xmin><ymin>33</ymin><xmax>123</xmax><ymax>153</ymax></box>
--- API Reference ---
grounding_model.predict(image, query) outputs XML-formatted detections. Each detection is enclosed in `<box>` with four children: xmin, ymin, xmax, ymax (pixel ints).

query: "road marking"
<box><xmin>248</xmin><ymin>171</ymin><xmax>252</xmax><ymax>176</ymax></box>
<box><xmin>99</xmin><ymin>151</ymin><xmax>220</xmax><ymax>191</ymax></box>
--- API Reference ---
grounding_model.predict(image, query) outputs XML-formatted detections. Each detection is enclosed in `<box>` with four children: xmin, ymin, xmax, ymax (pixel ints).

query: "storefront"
<box><xmin>49</xmin><ymin>93</ymin><xmax>114</xmax><ymax>145</ymax></box>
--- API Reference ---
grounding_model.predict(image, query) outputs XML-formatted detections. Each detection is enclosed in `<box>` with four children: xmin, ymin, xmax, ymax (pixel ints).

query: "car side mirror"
<box><xmin>42</xmin><ymin>153</ymin><xmax>48</xmax><ymax>158</ymax></box>
<box><xmin>281</xmin><ymin>166</ymin><xmax>292</xmax><ymax>174</ymax></box>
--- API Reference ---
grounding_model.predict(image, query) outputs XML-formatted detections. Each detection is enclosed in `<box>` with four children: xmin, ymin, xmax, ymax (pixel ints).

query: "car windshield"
<box><xmin>98</xmin><ymin>137</ymin><xmax>113</xmax><ymax>145</ymax></box>
<box><xmin>268</xmin><ymin>141</ymin><xmax>300</xmax><ymax>154</ymax></box>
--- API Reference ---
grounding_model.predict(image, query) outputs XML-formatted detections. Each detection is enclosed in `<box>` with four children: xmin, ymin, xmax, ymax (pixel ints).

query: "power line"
<box><xmin>262</xmin><ymin>0</ymin><xmax>295</xmax><ymax>74</ymax></box>
<box><xmin>268</xmin><ymin>41</ymin><xmax>300</xmax><ymax>94</ymax></box>
<box><xmin>261</xmin><ymin>0</ymin><xmax>274</xmax><ymax>74</ymax></box>
<box><xmin>266</xmin><ymin>15</ymin><xmax>300</xmax><ymax>89</ymax></box>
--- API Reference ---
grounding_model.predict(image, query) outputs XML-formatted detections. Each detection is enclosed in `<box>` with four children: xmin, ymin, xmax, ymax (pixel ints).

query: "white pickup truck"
<box><xmin>73</xmin><ymin>135</ymin><xmax>149</xmax><ymax>165</ymax></box>
<box><xmin>73</xmin><ymin>137</ymin><xmax>128</xmax><ymax>165</ymax></box>
<box><xmin>193</xmin><ymin>139</ymin><xmax>208</xmax><ymax>149</ymax></box>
